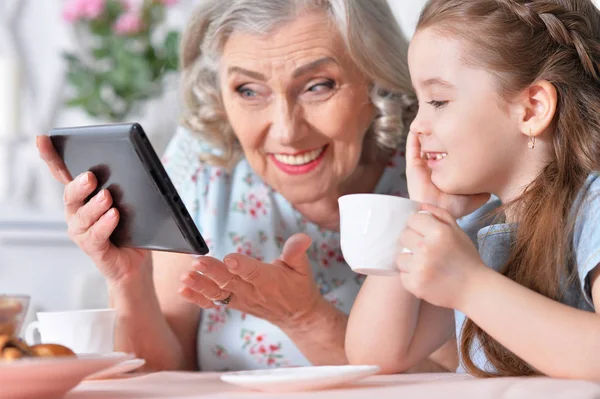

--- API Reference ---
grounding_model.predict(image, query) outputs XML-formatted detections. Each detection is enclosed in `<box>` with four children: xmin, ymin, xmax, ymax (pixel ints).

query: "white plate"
<box><xmin>0</xmin><ymin>353</ymin><xmax>132</xmax><ymax>399</ymax></box>
<box><xmin>220</xmin><ymin>365</ymin><xmax>380</xmax><ymax>392</ymax></box>
<box><xmin>84</xmin><ymin>357</ymin><xmax>146</xmax><ymax>380</ymax></box>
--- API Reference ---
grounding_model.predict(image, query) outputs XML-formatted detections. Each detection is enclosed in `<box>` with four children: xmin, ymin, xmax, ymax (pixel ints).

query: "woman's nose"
<box><xmin>269</xmin><ymin>99</ymin><xmax>306</xmax><ymax>144</ymax></box>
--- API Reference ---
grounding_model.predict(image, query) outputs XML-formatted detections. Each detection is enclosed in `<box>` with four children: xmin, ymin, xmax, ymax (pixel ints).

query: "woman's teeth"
<box><xmin>422</xmin><ymin>152</ymin><xmax>448</xmax><ymax>161</ymax></box>
<box><xmin>273</xmin><ymin>146</ymin><xmax>325</xmax><ymax>165</ymax></box>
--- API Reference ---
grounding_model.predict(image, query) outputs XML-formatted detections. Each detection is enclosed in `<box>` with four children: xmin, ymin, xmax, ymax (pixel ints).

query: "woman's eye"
<box><xmin>236</xmin><ymin>86</ymin><xmax>257</xmax><ymax>98</ymax></box>
<box><xmin>307</xmin><ymin>80</ymin><xmax>335</xmax><ymax>93</ymax></box>
<box><xmin>427</xmin><ymin>100</ymin><xmax>448</xmax><ymax>109</ymax></box>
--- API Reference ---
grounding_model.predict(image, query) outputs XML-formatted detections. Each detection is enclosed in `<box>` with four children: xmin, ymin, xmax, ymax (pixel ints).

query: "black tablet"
<box><xmin>49</xmin><ymin>123</ymin><xmax>209</xmax><ymax>255</ymax></box>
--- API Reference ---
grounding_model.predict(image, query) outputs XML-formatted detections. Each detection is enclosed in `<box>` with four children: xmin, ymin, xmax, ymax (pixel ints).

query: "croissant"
<box><xmin>30</xmin><ymin>344</ymin><xmax>76</xmax><ymax>358</ymax></box>
<box><xmin>0</xmin><ymin>334</ymin><xmax>75</xmax><ymax>361</ymax></box>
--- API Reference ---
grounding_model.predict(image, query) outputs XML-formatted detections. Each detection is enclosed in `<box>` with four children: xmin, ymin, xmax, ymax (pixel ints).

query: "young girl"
<box><xmin>346</xmin><ymin>0</ymin><xmax>600</xmax><ymax>379</ymax></box>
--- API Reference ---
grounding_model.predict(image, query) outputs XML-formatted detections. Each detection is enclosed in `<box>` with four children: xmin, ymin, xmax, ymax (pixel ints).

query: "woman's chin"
<box><xmin>279</xmin><ymin>188</ymin><xmax>325</xmax><ymax>207</ymax></box>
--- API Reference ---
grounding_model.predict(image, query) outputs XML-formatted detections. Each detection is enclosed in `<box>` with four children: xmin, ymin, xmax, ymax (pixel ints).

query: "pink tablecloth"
<box><xmin>66</xmin><ymin>371</ymin><xmax>600</xmax><ymax>399</ymax></box>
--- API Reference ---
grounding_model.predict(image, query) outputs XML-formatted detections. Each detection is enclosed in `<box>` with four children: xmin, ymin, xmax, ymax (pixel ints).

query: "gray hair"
<box><xmin>180</xmin><ymin>0</ymin><xmax>416</xmax><ymax>170</ymax></box>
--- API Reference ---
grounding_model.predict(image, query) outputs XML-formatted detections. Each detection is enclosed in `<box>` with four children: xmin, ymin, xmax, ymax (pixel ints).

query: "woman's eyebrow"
<box><xmin>227</xmin><ymin>66</ymin><xmax>267</xmax><ymax>81</ymax></box>
<box><xmin>292</xmin><ymin>57</ymin><xmax>338</xmax><ymax>78</ymax></box>
<box><xmin>227</xmin><ymin>57</ymin><xmax>338</xmax><ymax>81</ymax></box>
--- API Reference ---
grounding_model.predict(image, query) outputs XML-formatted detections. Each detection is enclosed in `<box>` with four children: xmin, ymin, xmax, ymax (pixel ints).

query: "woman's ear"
<box><xmin>518</xmin><ymin>80</ymin><xmax>557</xmax><ymax>138</ymax></box>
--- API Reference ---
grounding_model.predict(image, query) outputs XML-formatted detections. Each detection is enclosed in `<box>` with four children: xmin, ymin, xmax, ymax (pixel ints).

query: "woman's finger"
<box><xmin>279</xmin><ymin>233</ymin><xmax>312</xmax><ymax>273</ymax></box>
<box><xmin>64</xmin><ymin>172</ymin><xmax>97</xmax><ymax>218</ymax></box>
<box><xmin>178</xmin><ymin>286</ymin><xmax>216</xmax><ymax>309</ymax></box>
<box><xmin>69</xmin><ymin>189</ymin><xmax>113</xmax><ymax>236</ymax></box>
<box><xmin>181</xmin><ymin>271</ymin><xmax>226</xmax><ymax>301</ymax></box>
<box><xmin>79</xmin><ymin>208</ymin><xmax>119</xmax><ymax>257</ymax></box>
<box><xmin>222</xmin><ymin>254</ymin><xmax>265</xmax><ymax>284</ymax></box>
<box><xmin>193</xmin><ymin>256</ymin><xmax>250</xmax><ymax>294</ymax></box>
<box><xmin>36</xmin><ymin>135</ymin><xmax>72</xmax><ymax>184</ymax></box>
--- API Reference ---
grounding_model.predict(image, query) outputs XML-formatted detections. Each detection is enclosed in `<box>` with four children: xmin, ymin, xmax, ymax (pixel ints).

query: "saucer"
<box><xmin>77</xmin><ymin>352</ymin><xmax>145</xmax><ymax>380</ymax></box>
<box><xmin>84</xmin><ymin>357</ymin><xmax>146</xmax><ymax>380</ymax></box>
<box><xmin>220</xmin><ymin>364</ymin><xmax>380</xmax><ymax>392</ymax></box>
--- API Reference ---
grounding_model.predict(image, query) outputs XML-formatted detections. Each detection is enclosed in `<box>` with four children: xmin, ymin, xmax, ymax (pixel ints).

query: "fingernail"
<box><xmin>195</xmin><ymin>261</ymin><xmax>207</xmax><ymax>272</ymax></box>
<box><xmin>224</xmin><ymin>257</ymin><xmax>238</xmax><ymax>269</ymax></box>
<box><xmin>181</xmin><ymin>273</ymin><xmax>194</xmax><ymax>285</ymax></box>
<box><xmin>97</xmin><ymin>190</ymin><xmax>106</xmax><ymax>202</ymax></box>
<box><xmin>80</xmin><ymin>173</ymin><xmax>89</xmax><ymax>185</ymax></box>
<box><xmin>108</xmin><ymin>208</ymin><xmax>117</xmax><ymax>218</ymax></box>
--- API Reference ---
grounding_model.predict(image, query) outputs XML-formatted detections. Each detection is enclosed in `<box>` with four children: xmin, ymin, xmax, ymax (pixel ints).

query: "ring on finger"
<box><xmin>212</xmin><ymin>292</ymin><xmax>233</xmax><ymax>306</ymax></box>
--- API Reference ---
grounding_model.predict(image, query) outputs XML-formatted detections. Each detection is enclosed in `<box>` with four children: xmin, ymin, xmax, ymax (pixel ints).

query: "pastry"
<box><xmin>30</xmin><ymin>344</ymin><xmax>75</xmax><ymax>358</ymax></box>
<box><xmin>0</xmin><ymin>334</ymin><xmax>74</xmax><ymax>361</ymax></box>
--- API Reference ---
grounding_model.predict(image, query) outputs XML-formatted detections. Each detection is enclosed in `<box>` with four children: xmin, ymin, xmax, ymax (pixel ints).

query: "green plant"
<box><xmin>63</xmin><ymin>0</ymin><xmax>180</xmax><ymax>121</ymax></box>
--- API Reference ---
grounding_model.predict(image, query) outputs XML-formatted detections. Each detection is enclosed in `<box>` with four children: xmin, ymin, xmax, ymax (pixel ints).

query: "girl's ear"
<box><xmin>517</xmin><ymin>80</ymin><xmax>558</xmax><ymax>139</ymax></box>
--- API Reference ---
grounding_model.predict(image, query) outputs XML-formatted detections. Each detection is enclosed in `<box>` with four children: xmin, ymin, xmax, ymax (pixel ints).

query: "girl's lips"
<box><xmin>422</xmin><ymin>152</ymin><xmax>448</xmax><ymax>169</ymax></box>
<box><xmin>421</xmin><ymin>151</ymin><xmax>448</xmax><ymax>161</ymax></box>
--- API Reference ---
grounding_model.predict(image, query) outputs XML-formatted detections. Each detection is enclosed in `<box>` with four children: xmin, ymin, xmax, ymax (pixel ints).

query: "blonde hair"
<box><xmin>179</xmin><ymin>0</ymin><xmax>416</xmax><ymax>170</ymax></box>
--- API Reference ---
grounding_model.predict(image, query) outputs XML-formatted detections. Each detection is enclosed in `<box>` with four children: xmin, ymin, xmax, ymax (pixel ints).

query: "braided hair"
<box><xmin>417</xmin><ymin>0</ymin><xmax>600</xmax><ymax>377</ymax></box>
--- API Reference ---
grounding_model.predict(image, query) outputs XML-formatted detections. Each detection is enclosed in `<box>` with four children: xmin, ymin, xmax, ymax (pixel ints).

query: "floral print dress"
<box><xmin>162</xmin><ymin>127</ymin><xmax>408</xmax><ymax>371</ymax></box>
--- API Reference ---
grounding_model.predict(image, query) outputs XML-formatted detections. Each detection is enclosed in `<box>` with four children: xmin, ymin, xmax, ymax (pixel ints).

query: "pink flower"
<box><xmin>63</xmin><ymin>0</ymin><xmax>105</xmax><ymax>22</ymax></box>
<box><xmin>63</xmin><ymin>3</ymin><xmax>83</xmax><ymax>22</ymax></box>
<box><xmin>113</xmin><ymin>12</ymin><xmax>144</xmax><ymax>35</ymax></box>
<box><xmin>83</xmin><ymin>0</ymin><xmax>106</xmax><ymax>19</ymax></box>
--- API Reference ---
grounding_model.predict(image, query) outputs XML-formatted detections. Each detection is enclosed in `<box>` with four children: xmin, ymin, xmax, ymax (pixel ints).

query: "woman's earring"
<box><xmin>528</xmin><ymin>130</ymin><xmax>536</xmax><ymax>150</ymax></box>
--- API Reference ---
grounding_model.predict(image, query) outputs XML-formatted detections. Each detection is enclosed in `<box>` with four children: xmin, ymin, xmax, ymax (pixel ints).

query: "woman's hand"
<box><xmin>179</xmin><ymin>233</ymin><xmax>325</xmax><ymax>328</ymax></box>
<box><xmin>36</xmin><ymin>136</ymin><xmax>150</xmax><ymax>285</ymax></box>
<box><xmin>396</xmin><ymin>204</ymin><xmax>486</xmax><ymax>310</ymax></box>
<box><xmin>406</xmin><ymin>132</ymin><xmax>490</xmax><ymax>218</ymax></box>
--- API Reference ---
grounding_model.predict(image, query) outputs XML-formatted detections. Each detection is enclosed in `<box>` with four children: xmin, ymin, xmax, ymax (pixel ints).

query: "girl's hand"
<box><xmin>396</xmin><ymin>204</ymin><xmax>487</xmax><ymax>310</ymax></box>
<box><xmin>405</xmin><ymin>132</ymin><xmax>490</xmax><ymax>218</ymax></box>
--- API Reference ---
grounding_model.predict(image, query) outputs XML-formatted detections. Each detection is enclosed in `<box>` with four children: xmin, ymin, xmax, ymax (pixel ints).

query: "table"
<box><xmin>66</xmin><ymin>371</ymin><xmax>600</xmax><ymax>399</ymax></box>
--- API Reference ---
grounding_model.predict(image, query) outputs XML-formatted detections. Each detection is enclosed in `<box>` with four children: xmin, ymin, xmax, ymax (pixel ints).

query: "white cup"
<box><xmin>339</xmin><ymin>194</ymin><xmax>422</xmax><ymax>276</ymax></box>
<box><xmin>25</xmin><ymin>308</ymin><xmax>117</xmax><ymax>354</ymax></box>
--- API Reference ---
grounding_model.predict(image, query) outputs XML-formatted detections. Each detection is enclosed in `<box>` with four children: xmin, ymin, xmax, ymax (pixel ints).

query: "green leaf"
<box><xmin>89</xmin><ymin>19</ymin><xmax>112</xmax><ymax>36</ymax></box>
<box><xmin>163</xmin><ymin>31</ymin><xmax>180</xmax><ymax>70</ymax></box>
<box><xmin>105</xmin><ymin>0</ymin><xmax>125</xmax><ymax>21</ymax></box>
<box><xmin>92</xmin><ymin>47</ymin><xmax>111</xmax><ymax>59</ymax></box>
<box><xmin>62</xmin><ymin>52</ymin><xmax>79</xmax><ymax>64</ymax></box>
<box><xmin>66</xmin><ymin>68</ymin><xmax>95</xmax><ymax>91</ymax></box>
<box><xmin>65</xmin><ymin>96</ymin><xmax>89</xmax><ymax>107</ymax></box>
<box><xmin>104</xmin><ymin>67</ymin><xmax>129</xmax><ymax>91</ymax></box>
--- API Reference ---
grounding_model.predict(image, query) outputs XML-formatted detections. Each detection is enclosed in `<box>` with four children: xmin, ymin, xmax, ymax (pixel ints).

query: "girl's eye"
<box><xmin>427</xmin><ymin>100</ymin><xmax>448</xmax><ymax>109</ymax></box>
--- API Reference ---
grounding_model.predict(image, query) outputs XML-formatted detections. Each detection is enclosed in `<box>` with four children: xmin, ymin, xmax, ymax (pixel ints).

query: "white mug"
<box><xmin>339</xmin><ymin>194</ymin><xmax>422</xmax><ymax>276</ymax></box>
<box><xmin>25</xmin><ymin>308</ymin><xmax>117</xmax><ymax>354</ymax></box>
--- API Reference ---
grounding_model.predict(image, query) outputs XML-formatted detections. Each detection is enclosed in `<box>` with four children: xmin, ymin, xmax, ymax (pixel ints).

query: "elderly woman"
<box><xmin>37</xmin><ymin>0</ymin><xmax>456</xmax><ymax>372</ymax></box>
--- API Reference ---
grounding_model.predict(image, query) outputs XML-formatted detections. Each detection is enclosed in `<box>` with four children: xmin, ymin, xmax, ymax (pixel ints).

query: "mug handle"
<box><xmin>24</xmin><ymin>321</ymin><xmax>40</xmax><ymax>345</ymax></box>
